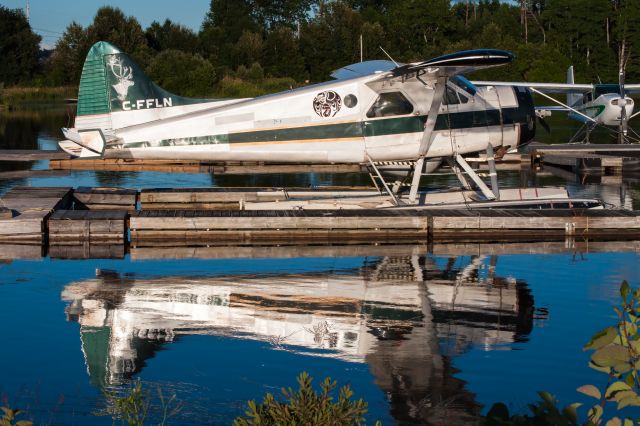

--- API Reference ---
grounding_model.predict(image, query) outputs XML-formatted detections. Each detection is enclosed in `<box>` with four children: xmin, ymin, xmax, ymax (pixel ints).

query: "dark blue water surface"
<box><xmin>2</xmin><ymin>110</ymin><xmax>640</xmax><ymax>425</ymax></box>
<box><xmin>2</xmin><ymin>249</ymin><xmax>640</xmax><ymax>425</ymax></box>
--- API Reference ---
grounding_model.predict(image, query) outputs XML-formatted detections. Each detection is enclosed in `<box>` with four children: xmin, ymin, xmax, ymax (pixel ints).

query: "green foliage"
<box><xmin>486</xmin><ymin>281</ymin><xmax>640</xmax><ymax>425</ymax></box>
<box><xmin>575</xmin><ymin>280</ymin><xmax>640</xmax><ymax>425</ymax></box>
<box><xmin>485</xmin><ymin>392</ymin><xmax>581</xmax><ymax>425</ymax></box>
<box><xmin>234</xmin><ymin>372</ymin><xmax>379</xmax><ymax>426</ymax></box>
<box><xmin>146</xmin><ymin>50</ymin><xmax>216</xmax><ymax>97</ymax></box>
<box><xmin>85</xmin><ymin>6</ymin><xmax>150</xmax><ymax>65</ymax></box>
<box><xmin>0</xmin><ymin>6</ymin><xmax>41</xmax><ymax>85</ymax></box>
<box><xmin>0</xmin><ymin>86</ymin><xmax>76</xmax><ymax>110</ymax></box>
<box><xmin>216</xmin><ymin>75</ymin><xmax>295</xmax><ymax>98</ymax></box>
<box><xmin>0</xmin><ymin>406</ymin><xmax>32</xmax><ymax>426</ymax></box>
<box><xmin>98</xmin><ymin>379</ymin><xmax>181</xmax><ymax>426</ymax></box>
<box><xmin>102</xmin><ymin>380</ymin><xmax>149</xmax><ymax>426</ymax></box>
<box><xmin>12</xmin><ymin>0</ymin><xmax>640</xmax><ymax>93</ymax></box>
<box><xmin>145</xmin><ymin>19</ymin><xmax>198</xmax><ymax>54</ymax></box>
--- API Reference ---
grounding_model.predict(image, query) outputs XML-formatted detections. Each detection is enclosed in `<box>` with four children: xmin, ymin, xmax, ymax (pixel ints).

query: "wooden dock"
<box><xmin>49</xmin><ymin>157</ymin><xmax>364</xmax><ymax>174</ymax></box>
<box><xmin>0</xmin><ymin>186</ymin><xmax>640</xmax><ymax>254</ymax></box>
<box><xmin>0</xmin><ymin>149</ymin><xmax>71</xmax><ymax>161</ymax></box>
<box><xmin>3</xmin><ymin>144</ymin><xmax>640</xmax><ymax>178</ymax></box>
<box><xmin>529</xmin><ymin>143</ymin><xmax>640</xmax><ymax>174</ymax></box>
<box><xmin>0</xmin><ymin>187</ymin><xmax>72</xmax><ymax>243</ymax></box>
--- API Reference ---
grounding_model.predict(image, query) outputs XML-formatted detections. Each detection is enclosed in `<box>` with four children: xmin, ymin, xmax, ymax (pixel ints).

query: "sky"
<box><xmin>2</xmin><ymin>0</ymin><xmax>211</xmax><ymax>48</ymax></box>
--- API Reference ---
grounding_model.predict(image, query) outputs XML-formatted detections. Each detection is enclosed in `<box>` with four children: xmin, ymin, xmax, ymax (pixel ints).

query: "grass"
<box><xmin>0</xmin><ymin>86</ymin><xmax>76</xmax><ymax>109</ymax></box>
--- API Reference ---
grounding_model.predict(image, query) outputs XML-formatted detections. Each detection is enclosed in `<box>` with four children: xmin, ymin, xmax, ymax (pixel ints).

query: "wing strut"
<box><xmin>530</xmin><ymin>88</ymin><xmax>597</xmax><ymax>124</ymax></box>
<box><xmin>409</xmin><ymin>76</ymin><xmax>447</xmax><ymax>204</ymax></box>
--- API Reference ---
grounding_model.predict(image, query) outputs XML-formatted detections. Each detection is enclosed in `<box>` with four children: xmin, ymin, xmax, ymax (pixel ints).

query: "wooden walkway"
<box><xmin>1</xmin><ymin>186</ymin><xmax>640</xmax><ymax>253</ymax></box>
<box><xmin>529</xmin><ymin>143</ymin><xmax>640</xmax><ymax>174</ymax></box>
<box><xmin>0</xmin><ymin>187</ymin><xmax>72</xmax><ymax>243</ymax></box>
<box><xmin>0</xmin><ymin>150</ymin><xmax>71</xmax><ymax>161</ymax></box>
<box><xmin>49</xmin><ymin>157</ymin><xmax>363</xmax><ymax>174</ymax></box>
<box><xmin>4</xmin><ymin>144</ymin><xmax>640</xmax><ymax>177</ymax></box>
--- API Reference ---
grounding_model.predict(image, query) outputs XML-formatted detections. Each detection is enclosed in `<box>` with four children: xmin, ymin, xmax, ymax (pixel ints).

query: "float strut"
<box><xmin>455</xmin><ymin>154</ymin><xmax>496</xmax><ymax>200</ymax></box>
<box><xmin>486</xmin><ymin>144</ymin><xmax>500</xmax><ymax>200</ymax></box>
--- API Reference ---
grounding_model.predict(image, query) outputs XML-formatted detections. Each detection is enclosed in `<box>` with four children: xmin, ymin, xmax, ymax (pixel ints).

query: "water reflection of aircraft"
<box><xmin>60</xmin><ymin>41</ymin><xmax>541</xmax><ymax>203</ymax></box>
<box><xmin>62</xmin><ymin>253</ymin><xmax>536</xmax><ymax>424</ymax></box>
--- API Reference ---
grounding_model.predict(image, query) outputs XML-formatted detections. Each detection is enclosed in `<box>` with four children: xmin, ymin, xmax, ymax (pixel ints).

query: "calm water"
<box><xmin>1</xmin><ymin>109</ymin><xmax>640</xmax><ymax>424</ymax></box>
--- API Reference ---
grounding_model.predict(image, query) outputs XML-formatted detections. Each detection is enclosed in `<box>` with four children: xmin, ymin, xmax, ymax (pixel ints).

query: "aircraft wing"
<box><xmin>387</xmin><ymin>49</ymin><xmax>514</xmax><ymax>80</ymax></box>
<box><xmin>331</xmin><ymin>60</ymin><xmax>398</xmax><ymax>80</ymax></box>
<box><xmin>333</xmin><ymin>49</ymin><xmax>514</xmax><ymax>82</ymax></box>
<box><xmin>536</xmin><ymin>105</ymin><xmax>569</xmax><ymax>112</ymax></box>
<box><xmin>624</xmin><ymin>84</ymin><xmax>640</xmax><ymax>93</ymax></box>
<box><xmin>472</xmin><ymin>81</ymin><xmax>593</xmax><ymax>94</ymax></box>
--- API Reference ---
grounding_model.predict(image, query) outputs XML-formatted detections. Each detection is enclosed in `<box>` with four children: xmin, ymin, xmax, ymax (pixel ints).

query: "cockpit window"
<box><xmin>443</xmin><ymin>86</ymin><xmax>469</xmax><ymax>105</ymax></box>
<box><xmin>594</xmin><ymin>84</ymin><xmax>626</xmax><ymax>98</ymax></box>
<box><xmin>450</xmin><ymin>75</ymin><xmax>477</xmax><ymax>96</ymax></box>
<box><xmin>366</xmin><ymin>92</ymin><xmax>414</xmax><ymax>118</ymax></box>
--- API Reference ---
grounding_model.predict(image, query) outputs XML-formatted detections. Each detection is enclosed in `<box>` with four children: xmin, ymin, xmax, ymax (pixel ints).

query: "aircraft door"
<box><xmin>477</xmin><ymin>86</ymin><xmax>504</xmax><ymax>149</ymax></box>
<box><xmin>363</xmin><ymin>90</ymin><xmax>422</xmax><ymax>161</ymax></box>
<box><xmin>442</xmin><ymin>85</ymin><xmax>470</xmax><ymax>152</ymax></box>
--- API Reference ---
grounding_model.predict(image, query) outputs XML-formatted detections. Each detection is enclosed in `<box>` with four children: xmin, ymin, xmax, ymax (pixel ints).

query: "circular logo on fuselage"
<box><xmin>313</xmin><ymin>91</ymin><xmax>342</xmax><ymax>117</ymax></box>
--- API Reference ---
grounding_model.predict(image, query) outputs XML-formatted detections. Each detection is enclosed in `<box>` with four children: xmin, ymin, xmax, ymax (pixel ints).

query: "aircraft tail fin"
<box><xmin>566</xmin><ymin>66</ymin><xmax>580</xmax><ymax>106</ymax></box>
<box><xmin>73</xmin><ymin>41</ymin><xmax>214</xmax><ymax>134</ymax></box>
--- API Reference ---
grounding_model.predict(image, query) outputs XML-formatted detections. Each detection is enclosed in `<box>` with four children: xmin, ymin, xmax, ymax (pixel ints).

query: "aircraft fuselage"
<box><xmin>74</xmin><ymin>75</ymin><xmax>536</xmax><ymax>163</ymax></box>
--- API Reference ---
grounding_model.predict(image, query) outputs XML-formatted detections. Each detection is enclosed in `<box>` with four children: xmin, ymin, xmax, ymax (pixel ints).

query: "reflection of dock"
<box><xmin>2</xmin><ymin>239</ymin><xmax>640</xmax><ymax>261</ymax></box>
<box><xmin>61</xmin><ymin>254</ymin><xmax>535</xmax><ymax>424</ymax></box>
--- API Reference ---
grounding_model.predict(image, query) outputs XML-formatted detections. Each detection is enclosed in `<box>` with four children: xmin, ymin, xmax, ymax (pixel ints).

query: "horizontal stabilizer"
<box><xmin>59</xmin><ymin>128</ymin><xmax>106</xmax><ymax>158</ymax></box>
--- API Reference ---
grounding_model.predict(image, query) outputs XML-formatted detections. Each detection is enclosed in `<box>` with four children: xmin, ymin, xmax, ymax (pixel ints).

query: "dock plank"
<box><xmin>0</xmin><ymin>149</ymin><xmax>72</xmax><ymax>161</ymax></box>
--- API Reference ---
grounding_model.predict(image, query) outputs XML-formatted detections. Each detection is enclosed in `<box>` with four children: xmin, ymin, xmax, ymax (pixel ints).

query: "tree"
<box><xmin>235</xmin><ymin>31</ymin><xmax>264</xmax><ymax>68</ymax></box>
<box><xmin>300</xmin><ymin>3</ymin><xmax>383</xmax><ymax>81</ymax></box>
<box><xmin>86</xmin><ymin>6</ymin><xmax>151</xmax><ymax>67</ymax></box>
<box><xmin>47</xmin><ymin>7</ymin><xmax>152</xmax><ymax>86</ymax></box>
<box><xmin>200</xmin><ymin>0</ymin><xmax>258</xmax><ymax>68</ymax></box>
<box><xmin>385</xmin><ymin>0</ymin><xmax>451</xmax><ymax>61</ymax></box>
<box><xmin>45</xmin><ymin>22</ymin><xmax>88</xmax><ymax>85</ymax></box>
<box><xmin>262</xmin><ymin>26</ymin><xmax>306</xmax><ymax>80</ymax></box>
<box><xmin>0</xmin><ymin>6</ymin><xmax>41</xmax><ymax>85</ymax></box>
<box><xmin>253</xmin><ymin>0</ymin><xmax>315</xmax><ymax>29</ymax></box>
<box><xmin>146</xmin><ymin>19</ymin><xmax>199</xmax><ymax>54</ymax></box>
<box><xmin>146</xmin><ymin>50</ymin><xmax>216</xmax><ymax>97</ymax></box>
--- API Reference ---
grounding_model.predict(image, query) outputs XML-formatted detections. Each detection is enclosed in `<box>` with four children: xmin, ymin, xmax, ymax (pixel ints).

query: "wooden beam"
<box><xmin>0</xmin><ymin>150</ymin><xmax>71</xmax><ymax>161</ymax></box>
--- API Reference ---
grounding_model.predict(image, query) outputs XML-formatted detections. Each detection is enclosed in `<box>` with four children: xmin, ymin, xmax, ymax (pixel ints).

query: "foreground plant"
<box><xmin>98</xmin><ymin>380</ymin><xmax>181</xmax><ymax>426</ymax></box>
<box><xmin>0</xmin><ymin>406</ymin><xmax>32</xmax><ymax>426</ymax></box>
<box><xmin>234</xmin><ymin>371</ymin><xmax>379</xmax><ymax>426</ymax></box>
<box><xmin>487</xmin><ymin>281</ymin><xmax>640</xmax><ymax>425</ymax></box>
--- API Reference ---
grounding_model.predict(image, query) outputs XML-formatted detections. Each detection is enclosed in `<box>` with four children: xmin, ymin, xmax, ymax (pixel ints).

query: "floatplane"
<box><xmin>474</xmin><ymin>64</ymin><xmax>640</xmax><ymax>144</ymax></box>
<box><xmin>59</xmin><ymin>41</ymin><xmax>601</xmax><ymax>208</ymax></box>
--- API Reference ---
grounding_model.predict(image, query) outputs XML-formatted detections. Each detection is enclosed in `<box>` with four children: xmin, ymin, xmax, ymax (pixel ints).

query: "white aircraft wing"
<box><xmin>536</xmin><ymin>105</ymin><xmax>569</xmax><ymax>111</ymax></box>
<box><xmin>472</xmin><ymin>81</ymin><xmax>593</xmax><ymax>93</ymax></box>
<box><xmin>387</xmin><ymin>49</ymin><xmax>514</xmax><ymax>80</ymax></box>
<box><xmin>623</xmin><ymin>84</ymin><xmax>640</xmax><ymax>93</ymax></box>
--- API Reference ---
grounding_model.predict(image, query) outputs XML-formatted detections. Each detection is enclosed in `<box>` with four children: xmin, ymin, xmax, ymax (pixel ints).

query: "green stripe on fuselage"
<box><xmin>123</xmin><ymin>107</ymin><xmax>521</xmax><ymax>148</ymax></box>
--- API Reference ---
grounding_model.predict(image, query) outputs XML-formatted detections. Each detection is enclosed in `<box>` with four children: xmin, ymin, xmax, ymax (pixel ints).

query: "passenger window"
<box><xmin>366</xmin><ymin>92</ymin><xmax>414</xmax><ymax>118</ymax></box>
